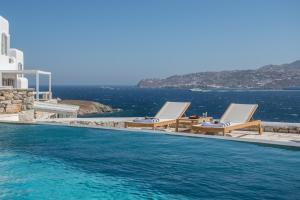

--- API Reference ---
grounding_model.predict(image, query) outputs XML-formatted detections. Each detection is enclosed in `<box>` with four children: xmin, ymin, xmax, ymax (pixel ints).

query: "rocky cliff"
<box><xmin>138</xmin><ymin>60</ymin><xmax>300</xmax><ymax>89</ymax></box>
<box><xmin>59</xmin><ymin>100</ymin><xmax>118</xmax><ymax>116</ymax></box>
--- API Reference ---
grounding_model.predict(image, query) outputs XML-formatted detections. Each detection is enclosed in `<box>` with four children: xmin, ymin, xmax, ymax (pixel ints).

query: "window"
<box><xmin>9</xmin><ymin>58</ymin><xmax>14</xmax><ymax>64</ymax></box>
<box><xmin>18</xmin><ymin>63</ymin><xmax>23</xmax><ymax>77</ymax></box>
<box><xmin>2</xmin><ymin>78</ymin><xmax>14</xmax><ymax>87</ymax></box>
<box><xmin>1</xmin><ymin>33</ymin><xmax>8</xmax><ymax>55</ymax></box>
<box><xmin>18</xmin><ymin>63</ymin><xmax>23</xmax><ymax>70</ymax></box>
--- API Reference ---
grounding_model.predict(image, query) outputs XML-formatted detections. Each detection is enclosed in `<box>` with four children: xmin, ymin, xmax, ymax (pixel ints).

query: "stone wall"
<box><xmin>262</xmin><ymin>122</ymin><xmax>300</xmax><ymax>134</ymax></box>
<box><xmin>49</xmin><ymin>119</ymin><xmax>300</xmax><ymax>134</ymax></box>
<box><xmin>222</xmin><ymin>122</ymin><xmax>300</xmax><ymax>134</ymax></box>
<box><xmin>0</xmin><ymin>89</ymin><xmax>34</xmax><ymax>114</ymax></box>
<box><xmin>263</xmin><ymin>126</ymin><xmax>300</xmax><ymax>134</ymax></box>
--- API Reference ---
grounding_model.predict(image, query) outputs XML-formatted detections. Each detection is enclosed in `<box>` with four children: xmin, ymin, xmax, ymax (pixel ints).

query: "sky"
<box><xmin>1</xmin><ymin>0</ymin><xmax>300</xmax><ymax>85</ymax></box>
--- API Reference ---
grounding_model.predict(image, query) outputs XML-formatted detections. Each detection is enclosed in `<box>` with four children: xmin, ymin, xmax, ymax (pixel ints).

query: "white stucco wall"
<box><xmin>0</xmin><ymin>16</ymin><xmax>9</xmax><ymax>34</ymax></box>
<box><xmin>0</xmin><ymin>16</ymin><xmax>27</xmax><ymax>88</ymax></box>
<box><xmin>0</xmin><ymin>16</ymin><xmax>24</xmax><ymax>71</ymax></box>
<box><xmin>9</xmin><ymin>49</ymin><xmax>24</xmax><ymax>70</ymax></box>
<box><xmin>0</xmin><ymin>16</ymin><xmax>10</xmax><ymax>70</ymax></box>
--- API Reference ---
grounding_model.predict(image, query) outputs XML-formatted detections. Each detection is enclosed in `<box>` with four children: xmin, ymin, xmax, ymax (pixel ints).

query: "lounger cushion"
<box><xmin>193</xmin><ymin>122</ymin><xmax>242</xmax><ymax>128</ymax></box>
<box><xmin>201</xmin><ymin>122</ymin><xmax>232</xmax><ymax>128</ymax></box>
<box><xmin>133</xmin><ymin>118</ymin><xmax>159</xmax><ymax>123</ymax></box>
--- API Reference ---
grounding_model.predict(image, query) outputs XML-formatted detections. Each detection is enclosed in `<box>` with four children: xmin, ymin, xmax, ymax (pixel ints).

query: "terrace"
<box><xmin>0</xmin><ymin>69</ymin><xmax>52</xmax><ymax>101</ymax></box>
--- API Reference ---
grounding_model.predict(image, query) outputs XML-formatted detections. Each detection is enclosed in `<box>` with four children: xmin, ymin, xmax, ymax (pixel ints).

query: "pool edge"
<box><xmin>26</xmin><ymin>121</ymin><xmax>300</xmax><ymax>149</ymax></box>
<box><xmin>0</xmin><ymin>120</ymin><xmax>299</xmax><ymax>149</ymax></box>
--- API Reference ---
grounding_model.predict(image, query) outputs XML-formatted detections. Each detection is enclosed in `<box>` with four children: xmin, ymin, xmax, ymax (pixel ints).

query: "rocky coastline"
<box><xmin>59</xmin><ymin>100</ymin><xmax>120</xmax><ymax>116</ymax></box>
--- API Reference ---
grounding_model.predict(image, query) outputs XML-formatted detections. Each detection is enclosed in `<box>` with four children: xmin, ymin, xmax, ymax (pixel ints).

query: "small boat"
<box><xmin>189</xmin><ymin>88</ymin><xmax>203</xmax><ymax>92</ymax></box>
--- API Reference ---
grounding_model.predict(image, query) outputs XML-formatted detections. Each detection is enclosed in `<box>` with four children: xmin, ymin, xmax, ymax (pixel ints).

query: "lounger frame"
<box><xmin>192</xmin><ymin>120</ymin><xmax>262</xmax><ymax>136</ymax></box>
<box><xmin>192</xmin><ymin>103</ymin><xmax>263</xmax><ymax>136</ymax></box>
<box><xmin>124</xmin><ymin>119</ymin><xmax>177</xmax><ymax>129</ymax></box>
<box><xmin>124</xmin><ymin>102</ymin><xmax>190</xmax><ymax>129</ymax></box>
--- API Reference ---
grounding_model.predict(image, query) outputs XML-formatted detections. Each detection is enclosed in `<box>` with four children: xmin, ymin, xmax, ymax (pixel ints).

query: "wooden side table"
<box><xmin>176</xmin><ymin>117</ymin><xmax>213</xmax><ymax>132</ymax></box>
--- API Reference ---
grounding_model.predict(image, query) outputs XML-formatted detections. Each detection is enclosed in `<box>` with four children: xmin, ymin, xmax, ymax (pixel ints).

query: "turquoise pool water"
<box><xmin>0</xmin><ymin>124</ymin><xmax>299</xmax><ymax>199</ymax></box>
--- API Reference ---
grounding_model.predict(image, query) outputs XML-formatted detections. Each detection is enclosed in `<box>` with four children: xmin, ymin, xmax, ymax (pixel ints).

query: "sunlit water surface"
<box><xmin>0</xmin><ymin>124</ymin><xmax>300</xmax><ymax>199</ymax></box>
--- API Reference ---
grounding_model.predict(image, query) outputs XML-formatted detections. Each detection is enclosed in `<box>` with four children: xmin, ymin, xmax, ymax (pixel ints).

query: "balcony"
<box><xmin>0</xmin><ymin>69</ymin><xmax>52</xmax><ymax>101</ymax></box>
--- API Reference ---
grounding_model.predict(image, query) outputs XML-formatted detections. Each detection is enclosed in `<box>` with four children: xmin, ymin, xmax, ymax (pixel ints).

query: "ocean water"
<box><xmin>51</xmin><ymin>86</ymin><xmax>300</xmax><ymax>122</ymax></box>
<box><xmin>0</xmin><ymin>124</ymin><xmax>299</xmax><ymax>199</ymax></box>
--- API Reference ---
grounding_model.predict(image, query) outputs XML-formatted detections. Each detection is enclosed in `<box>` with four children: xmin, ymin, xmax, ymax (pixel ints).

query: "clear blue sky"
<box><xmin>2</xmin><ymin>0</ymin><xmax>300</xmax><ymax>85</ymax></box>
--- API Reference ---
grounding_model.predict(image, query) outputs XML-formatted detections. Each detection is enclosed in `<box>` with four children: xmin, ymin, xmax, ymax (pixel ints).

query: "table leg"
<box><xmin>175</xmin><ymin>119</ymin><xmax>179</xmax><ymax>132</ymax></box>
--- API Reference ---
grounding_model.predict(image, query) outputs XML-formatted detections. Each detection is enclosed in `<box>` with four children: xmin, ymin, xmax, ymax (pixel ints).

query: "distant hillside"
<box><xmin>137</xmin><ymin>60</ymin><xmax>300</xmax><ymax>89</ymax></box>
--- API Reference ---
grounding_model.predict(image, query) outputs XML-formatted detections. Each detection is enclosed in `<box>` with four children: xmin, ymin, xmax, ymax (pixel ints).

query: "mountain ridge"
<box><xmin>137</xmin><ymin>60</ymin><xmax>300</xmax><ymax>89</ymax></box>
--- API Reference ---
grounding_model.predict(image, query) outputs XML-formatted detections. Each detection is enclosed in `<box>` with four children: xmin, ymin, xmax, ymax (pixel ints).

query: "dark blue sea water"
<box><xmin>0</xmin><ymin>124</ymin><xmax>299</xmax><ymax>199</ymax></box>
<box><xmin>51</xmin><ymin>86</ymin><xmax>300</xmax><ymax>122</ymax></box>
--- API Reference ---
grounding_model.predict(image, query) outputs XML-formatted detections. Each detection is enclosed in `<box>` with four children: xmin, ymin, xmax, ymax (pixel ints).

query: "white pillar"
<box><xmin>48</xmin><ymin>73</ymin><xmax>52</xmax><ymax>99</ymax></box>
<box><xmin>36</xmin><ymin>71</ymin><xmax>39</xmax><ymax>101</ymax></box>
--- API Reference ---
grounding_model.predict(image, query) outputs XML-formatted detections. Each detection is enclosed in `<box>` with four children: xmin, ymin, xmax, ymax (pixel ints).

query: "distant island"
<box><xmin>137</xmin><ymin>60</ymin><xmax>300</xmax><ymax>90</ymax></box>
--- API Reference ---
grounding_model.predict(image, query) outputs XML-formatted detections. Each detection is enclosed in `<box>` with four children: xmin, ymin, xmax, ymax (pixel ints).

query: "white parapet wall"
<box><xmin>0</xmin><ymin>113</ymin><xmax>19</xmax><ymax>121</ymax></box>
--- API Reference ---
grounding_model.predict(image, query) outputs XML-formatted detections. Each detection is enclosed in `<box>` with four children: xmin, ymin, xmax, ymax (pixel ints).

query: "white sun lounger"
<box><xmin>192</xmin><ymin>103</ymin><xmax>262</xmax><ymax>136</ymax></box>
<box><xmin>124</xmin><ymin>101</ymin><xmax>190</xmax><ymax>129</ymax></box>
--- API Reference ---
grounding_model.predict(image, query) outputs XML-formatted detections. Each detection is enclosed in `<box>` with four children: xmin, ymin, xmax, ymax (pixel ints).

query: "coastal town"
<box><xmin>138</xmin><ymin>60</ymin><xmax>300</xmax><ymax>89</ymax></box>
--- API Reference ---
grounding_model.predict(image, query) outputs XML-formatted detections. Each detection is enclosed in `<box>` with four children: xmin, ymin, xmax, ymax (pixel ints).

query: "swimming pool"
<box><xmin>0</xmin><ymin>124</ymin><xmax>299</xmax><ymax>199</ymax></box>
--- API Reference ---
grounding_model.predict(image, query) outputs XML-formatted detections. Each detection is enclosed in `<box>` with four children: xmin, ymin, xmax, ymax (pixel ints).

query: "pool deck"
<box><xmin>0</xmin><ymin>116</ymin><xmax>299</xmax><ymax>148</ymax></box>
<box><xmin>32</xmin><ymin>117</ymin><xmax>300</xmax><ymax>148</ymax></box>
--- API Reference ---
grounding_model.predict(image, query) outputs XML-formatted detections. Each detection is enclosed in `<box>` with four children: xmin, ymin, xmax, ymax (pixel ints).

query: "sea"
<box><xmin>51</xmin><ymin>86</ymin><xmax>300</xmax><ymax>123</ymax></box>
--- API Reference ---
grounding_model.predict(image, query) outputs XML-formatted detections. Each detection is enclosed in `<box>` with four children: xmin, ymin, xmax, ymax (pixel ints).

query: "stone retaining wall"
<box><xmin>48</xmin><ymin>119</ymin><xmax>300</xmax><ymax>134</ymax></box>
<box><xmin>262</xmin><ymin>126</ymin><xmax>300</xmax><ymax>133</ymax></box>
<box><xmin>69</xmin><ymin>120</ymin><xmax>124</xmax><ymax>128</ymax></box>
<box><xmin>245</xmin><ymin>126</ymin><xmax>300</xmax><ymax>134</ymax></box>
<box><xmin>244</xmin><ymin>122</ymin><xmax>300</xmax><ymax>134</ymax></box>
<box><xmin>262</xmin><ymin>122</ymin><xmax>300</xmax><ymax>134</ymax></box>
<box><xmin>0</xmin><ymin>89</ymin><xmax>34</xmax><ymax>114</ymax></box>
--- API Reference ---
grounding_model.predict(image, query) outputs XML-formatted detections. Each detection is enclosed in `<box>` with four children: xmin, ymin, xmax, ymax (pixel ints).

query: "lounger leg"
<box><xmin>223</xmin><ymin>130</ymin><xmax>226</xmax><ymax>136</ymax></box>
<box><xmin>258</xmin><ymin>124</ymin><xmax>263</xmax><ymax>135</ymax></box>
<box><xmin>124</xmin><ymin>123</ymin><xmax>128</xmax><ymax>128</ymax></box>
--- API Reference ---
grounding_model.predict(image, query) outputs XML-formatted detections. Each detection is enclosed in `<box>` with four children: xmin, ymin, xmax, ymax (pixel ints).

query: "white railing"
<box><xmin>33</xmin><ymin>91</ymin><xmax>52</xmax><ymax>101</ymax></box>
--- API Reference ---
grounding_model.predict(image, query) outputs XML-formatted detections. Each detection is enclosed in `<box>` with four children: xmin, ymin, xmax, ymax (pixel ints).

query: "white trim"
<box><xmin>0</xmin><ymin>69</ymin><xmax>51</xmax><ymax>75</ymax></box>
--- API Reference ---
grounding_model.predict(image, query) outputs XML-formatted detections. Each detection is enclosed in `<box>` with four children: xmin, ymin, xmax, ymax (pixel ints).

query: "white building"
<box><xmin>0</xmin><ymin>16</ymin><xmax>51</xmax><ymax>100</ymax></box>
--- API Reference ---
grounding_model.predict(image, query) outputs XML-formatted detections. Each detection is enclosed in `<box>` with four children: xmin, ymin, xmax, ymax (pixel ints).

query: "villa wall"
<box><xmin>0</xmin><ymin>88</ymin><xmax>34</xmax><ymax>114</ymax></box>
